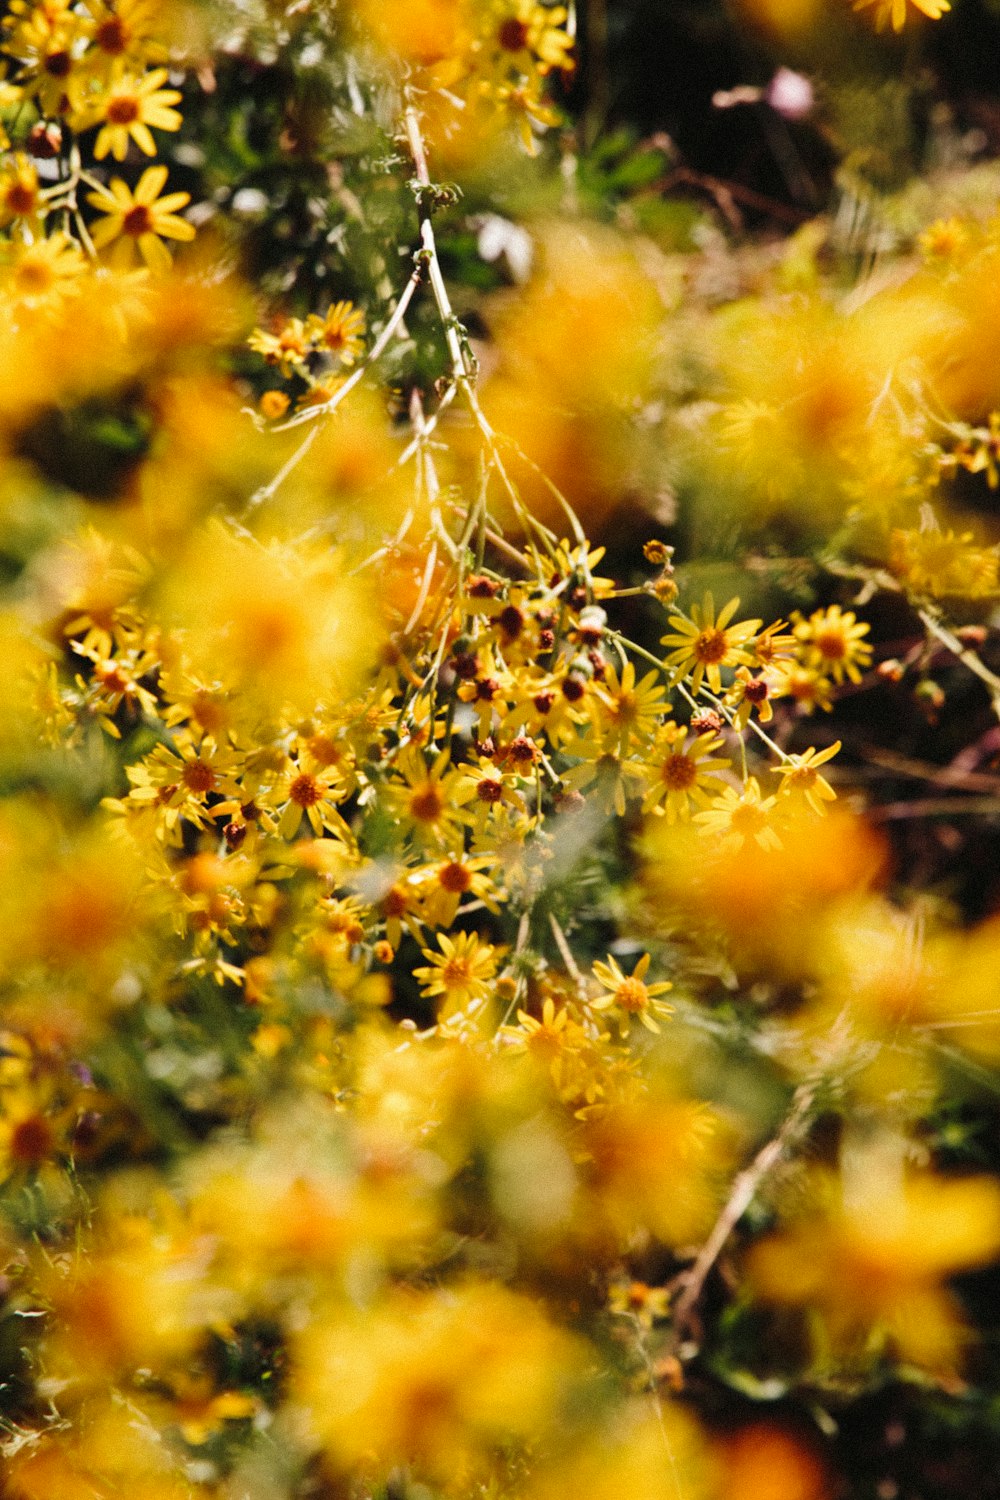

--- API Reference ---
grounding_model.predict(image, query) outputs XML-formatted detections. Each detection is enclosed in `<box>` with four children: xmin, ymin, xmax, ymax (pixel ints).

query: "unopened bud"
<box><xmin>28</xmin><ymin>121</ymin><xmax>62</xmax><ymax>159</ymax></box>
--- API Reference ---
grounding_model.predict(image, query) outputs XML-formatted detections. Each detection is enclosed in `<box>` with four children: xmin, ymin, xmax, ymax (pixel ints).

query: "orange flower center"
<box><xmin>182</xmin><ymin>759</ymin><xmax>215</xmax><ymax>793</ymax></box>
<box><xmin>814</xmin><ymin>629</ymin><xmax>847</xmax><ymax>660</ymax></box>
<box><xmin>11</xmin><ymin>1114</ymin><xmax>54</xmax><ymax>1165</ymax></box>
<box><xmin>661</xmin><ymin>754</ymin><xmax>696</xmax><ymax>791</ymax></box>
<box><xmin>614</xmin><ymin>979</ymin><xmax>649</xmax><ymax>1013</ymax></box>
<box><xmin>439</xmin><ymin>861</ymin><xmax>472</xmax><ymax>893</ymax></box>
<box><xmin>290</xmin><ymin>773</ymin><xmax>322</xmax><ymax>807</ymax></box>
<box><xmin>442</xmin><ymin>957</ymin><xmax>474</xmax><ymax>988</ymax></box>
<box><xmin>476</xmin><ymin>776</ymin><xmax>504</xmax><ymax>803</ymax></box>
<box><xmin>693</xmin><ymin>628</ymin><xmax>728</xmax><ymax>665</ymax></box>
<box><xmin>107</xmin><ymin>95</ymin><xmax>140</xmax><ymax>125</ymax></box>
<box><xmin>499</xmin><ymin>17</ymin><xmax>530</xmax><ymax>49</ymax></box>
<box><xmin>410</xmin><ymin>784</ymin><xmax>444</xmax><ymax>822</ymax></box>
<box><xmin>96</xmin><ymin>17</ymin><xmax>127</xmax><ymax>53</ymax></box>
<box><xmin>13</xmin><ymin>257</ymin><xmax>54</xmax><ymax>293</ymax></box>
<box><xmin>730</xmin><ymin>803</ymin><xmax>766</xmax><ymax>837</ymax></box>
<box><xmin>5</xmin><ymin>181</ymin><xmax>36</xmax><ymax>216</ymax></box>
<box><xmin>123</xmin><ymin>203</ymin><xmax>153</xmax><ymax>237</ymax></box>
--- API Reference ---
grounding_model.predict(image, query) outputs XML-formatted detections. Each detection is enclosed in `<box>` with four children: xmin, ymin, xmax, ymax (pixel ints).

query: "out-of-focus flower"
<box><xmin>748</xmin><ymin>1156</ymin><xmax>1000</xmax><ymax>1373</ymax></box>
<box><xmin>853</xmin><ymin>0</ymin><xmax>950</xmax><ymax>31</ymax></box>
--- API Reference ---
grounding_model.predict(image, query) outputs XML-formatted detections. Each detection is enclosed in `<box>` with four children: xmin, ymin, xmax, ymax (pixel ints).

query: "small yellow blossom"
<box><xmin>306</xmin><ymin>299</ymin><xmax>366</xmax><ymax>364</ymax></box>
<box><xmin>793</xmin><ymin>604</ymin><xmax>872</xmax><ymax>686</ymax></box>
<box><xmin>853</xmin><ymin>0</ymin><xmax>950</xmax><ymax>31</ymax></box>
<box><xmin>90</xmin><ymin>67</ymin><xmax>183</xmax><ymax>160</ymax></box>
<box><xmin>773</xmin><ymin>741</ymin><xmax>841</xmax><ymax>815</ymax></box>
<box><xmin>414</xmin><ymin>929</ymin><xmax>498</xmax><ymax>1013</ymax></box>
<box><xmin>662</xmin><ymin>593</ymin><xmax>762</xmax><ymax>695</ymax></box>
<box><xmin>694</xmin><ymin>776</ymin><xmax>782</xmax><ymax>852</ymax></box>
<box><xmin>87</xmin><ymin>163</ymin><xmax>195</xmax><ymax>272</ymax></box>
<box><xmin>591</xmin><ymin>952</ymin><xmax>673</xmax><ymax>1034</ymax></box>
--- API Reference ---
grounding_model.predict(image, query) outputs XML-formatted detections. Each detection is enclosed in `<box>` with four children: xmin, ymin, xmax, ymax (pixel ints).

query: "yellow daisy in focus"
<box><xmin>414</xmin><ymin>930</ymin><xmax>498</xmax><ymax>1014</ymax></box>
<box><xmin>642</xmin><ymin>723</ymin><xmax>729</xmax><ymax>822</ymax></box>
<box><xmin>853</xmin><ymin>0</ymin><xmax>949</xmax><ymax>31</ymax></box>
<box><xmin>87</xmin><ymin>164</ymin><xmax>194</xmax><ymax>273</ymax></box>
<box><xmin>91</xmin><ymin>68</ymin><xmax>183</xmax><ymax>161</ymax></box>
<box><xmin>662</xmin><ymin>593</ymin><xmax>761</xmax><ymax>695</ymax></box>
<box><xmin>591</xmin><ymin>952</ymin><xmax>673</xmax><ymax>1034</ymax></box>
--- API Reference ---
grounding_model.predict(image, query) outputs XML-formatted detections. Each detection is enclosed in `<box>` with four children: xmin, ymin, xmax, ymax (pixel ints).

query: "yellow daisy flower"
<box><xmin>694</xmin><ymin>776</ymin><xmax>781</xmax><ymax>852</ymax></box>
<box><xmin>91</xmin><ymin>68</ymin><xmax>183</xmax><ymax>161</ymax></box>
<box><xmin>1</xmin><ymin>231</ymin><xmax>87</xmax><ymax>313</ymax></box>
<box><xmin>414</xmin><ymin>930</ymin><xmax>498</xmax><ymax>1014</ymax></box>
<box><xmin>87</xmin><ymin>163</ymin><xmax>195</xmax><ymax>273</ymax></box>
<box><xmin>642</xmin><ymin>724</ymin><xmax>730</xmax><ymax>823</ymax></box>
<box><xmin>853</xmin><ymin>0</ymin><xmax>949</xmax><ymax>32</ymax></box>
<box><xmin>772</xmin><ymin>741</ymin><xmax>841</xmax><ymax>816</ymax></box>
<box><xmin>793</xmin><ymin>605</ymin><xmax>872</xmax><ymax>686</ymax></box>
<box><xmin>0</xmin><ymin>153</ymin><xmax>41</xmax><ymax>229</ymax></box>
<box><xmin>306</xmin><ymin>300</ymin><xmax>366</xmax><ymax>365</ymax></box>
<box><xmin>661</xmin><ymin>593</ymin><xmax>761</xmax><ymax>695</ymax></box>
<box><xmin>590</xmin><ymin>952</ymin><xmax>673</xmax><ymax>1035</ymax></box>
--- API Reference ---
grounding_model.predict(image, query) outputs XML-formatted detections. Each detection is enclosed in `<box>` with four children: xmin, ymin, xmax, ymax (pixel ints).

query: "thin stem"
<box><xmin>667</xmin><ymin>1082</ymin><xmax>816</xmax><ymax>1354</ymax></box>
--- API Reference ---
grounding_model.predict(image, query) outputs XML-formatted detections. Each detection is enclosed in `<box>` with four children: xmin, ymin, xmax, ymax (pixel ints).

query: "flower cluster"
<box><xmin>0</xmin><ymin>0</ymin><xmax>194</xmax><ymax>305</ymax></box>
<box><xmin>0</xmin><ymin>1</ymin><xmax>998</xmax><ymax>1499</ymax></box>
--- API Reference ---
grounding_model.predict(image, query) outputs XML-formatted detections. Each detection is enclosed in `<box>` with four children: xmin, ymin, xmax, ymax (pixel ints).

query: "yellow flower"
<box><xmin>889</xmin><ymin>525</ymin><xmax>1000</xmax><ymax>599</ymax></box>
<box><xmin>793</xmin><ymin>604</ymin><xmax>872</xmax><ymax>686</ymax></box>
<box><xmin>454</xmin><ymin>755</ymin><xmax>528</xmax><ymax>829</ymax></box>
<box><xmin>384</xmin><ymin>746</ymin><xmax>467</xmax><ymax>848</ymax></box>
<box><xmin>772</xmin><ymin>741</ymin><xmax>841</xmax><ymax>816</ymax></box>
<box><xmin>918</xmin><ymin>215</ymin><xmax>970</xmax><ymax>264</ymax></box>
<box><xmin>414</xmin><ymin>929</ymin><xmax>498</xmax><ymax>1014</ymax></box>
<box><xmin>499</xmin><ymin>994</ymin><xmax>586</xmax><ymax>1073</ymax></box>
<box><xmin>560</xmin><ymin>736</ymin><xmax>648</xmax><ymax>817</ymax></box>
<box><xmin>486</xmin><ymin>0</ymin><xmax>574</xmax><ymax>75</ymax></box>
<box><xmin>274</xmin><ymin>762</ymin><xmax>350</xmax><ymax>840</ymax></box>
<box><xmin>608</xmin><ymin>1278</ymin><xmax>671</xmax><ymax>1329</ymax></box>
<box><xmin>1</xmin><ymin>231</ymin><xmax>86</xmax><ymax>312</ymax></box>
<box><xmin>642</xmin><ymin>724</ymin><xmax>730</xmax><ymax>822</ymax></box>
<box><xmin>749</xmin><ymin>1163</ymin><xmax>1000</xmax><ymax>1373</ymax></box>
<box><xmin>593</xmin><ymin>660</ymin><xmax>668</xmax><ymax>754</ymax></box>
<box><xmin>0</xmin><ymin>153</ymin><xmax>41</xmax><ymax>229</ymax></box>
<box><xmin>90</xmin><ymin>67</ymin><xmax>183</xmax><ymax>161</ymax></box>
<box><xmin>80</xmin><ymin>0</ymin><xmax>167</xmax><ymax>75</ymax></box>
<box><xmin>661</xmin><ymin>593</ymin><xmax>761</xmax><ymax>695</ymax></box>
<box><xmin>694</xmin><ymin>776</ymin><xmax>781</xmax><ymax>852</ymax></box>
<box><xmin>853</xmin><ymin>0</ymin><xmax>950</xmax><ymax>31</ymax></box>
<box><xmin>249</xmin><ymin>316</ymin><xmax>312</xmax><ymax>378</ymax></box>
<box><xmin>87</xmin><ymin>163</ymin><xmax>195</xmax><ymax>273</ymax></box>
<box><xmin>413</xmin><ymin>852</ymin><xmax>502</xmax><ymax>928</ymax></box>
<box><xmin>591</xmin><ymin>952</ymin><xmax>673</xmax><ymax>1034</ymax></box>
<box><xmin>306</xmin><ymin>299</ymin><xmax>366</xmax><ymax>364</ymax></box>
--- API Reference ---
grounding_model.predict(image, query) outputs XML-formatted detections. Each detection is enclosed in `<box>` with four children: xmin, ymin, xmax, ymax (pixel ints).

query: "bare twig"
<box><xmin>667</xmin><ymin>1082</ymin><xmax>816</xmax><ymax>1354</ymax></box>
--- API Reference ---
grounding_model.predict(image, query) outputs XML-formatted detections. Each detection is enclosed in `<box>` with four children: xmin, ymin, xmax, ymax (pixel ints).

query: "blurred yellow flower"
<box><xmin>853</xmin><ymin>0</ymin><xmax>950</xmax><ymax>31</ymax></box>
